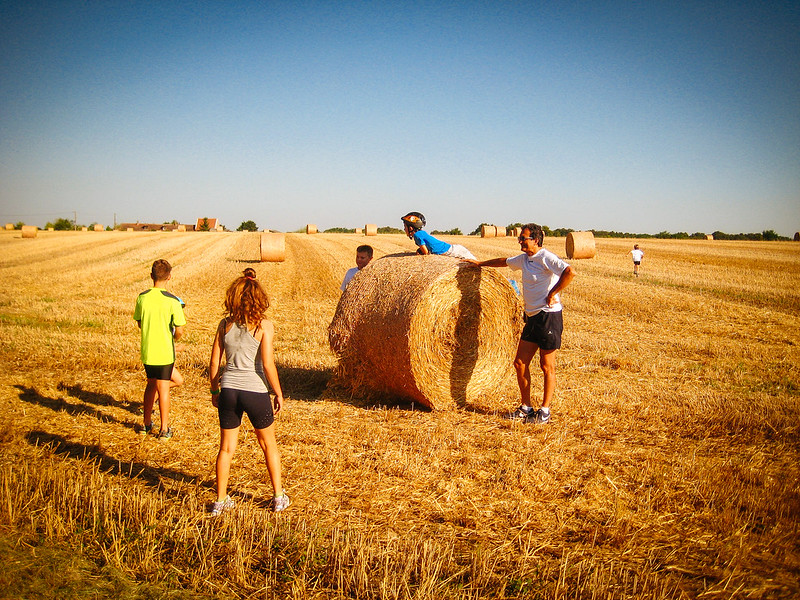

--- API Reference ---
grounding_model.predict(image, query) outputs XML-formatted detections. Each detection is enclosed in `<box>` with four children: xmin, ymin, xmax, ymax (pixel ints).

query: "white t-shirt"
<box><xmin>630</xmin><ymin>249</ymin><xmax>644</xmax><ymax>262</ymax></box>
<box><xmin>340</xmin><ymin>267</ymin><xmax>359</xmax><ymax>291</ymax></box>
<box><xmin>506</xmin><ymin>249</ymin><xmax>570</xmax><ymax>315</ymax></box>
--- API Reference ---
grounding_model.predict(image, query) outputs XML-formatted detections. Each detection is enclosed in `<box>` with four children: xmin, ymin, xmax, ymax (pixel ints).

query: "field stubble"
<box><xmin>0</xmin><ymin>230</ymin><xmax>798</xmax><ymax>598</ymax></box>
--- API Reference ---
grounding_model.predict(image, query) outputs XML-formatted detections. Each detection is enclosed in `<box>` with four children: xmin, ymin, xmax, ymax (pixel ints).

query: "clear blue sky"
<box><xmin>1</xmin><ymin>1</ymin><xmax>798</xmax><ymax>235</ymax></box>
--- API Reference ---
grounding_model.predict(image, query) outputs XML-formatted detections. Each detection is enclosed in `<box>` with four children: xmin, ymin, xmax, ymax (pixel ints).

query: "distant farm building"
<box><xmin>118</xmin><ymin>222</ymin><xmax>196</xmax><ymax>232</ymax></box>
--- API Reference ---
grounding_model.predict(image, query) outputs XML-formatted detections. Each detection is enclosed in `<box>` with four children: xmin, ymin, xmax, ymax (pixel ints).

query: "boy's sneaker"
<box><xmin>271</xmin><ymin>494</ymin><xmax>291</xmax><ymax>512</ymax></box>
<box><xmin>210</xmin><ymin>495</ymin><xmax>235</xmax><ymax>517</ymax></box>
<box><xmin>525</xmin><ymin>409</ymin><xmax>551</xmax><ymax>425</ymax></box>
<box><xmin>158</xmin><ymin>427</ymin><xmax>173</xmax><ymax>441</ymax></box>
<box><xmin>504</xmin><ymin>406</ymin><xmax>534</xmax><ymax>421</ymax></box>
<box><xmin>137</xmin><ymin>423</ymin><xmax>154</xmax><ymax>436</ymax></box>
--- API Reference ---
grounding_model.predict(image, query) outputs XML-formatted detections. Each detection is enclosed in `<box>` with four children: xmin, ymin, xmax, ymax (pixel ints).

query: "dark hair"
<box><xmin>224</xmin><ymin>268</ymin><xmax>269</xmax><ymax>326</ymax></box>
<box><xmin>356</xmin><ymin>245</ymin><xmax>374</xmax><ymax>258</ymax></box>
<box><xmin>151</xmin><ymin>259</ymin><xmax>172</xmax><ymax>281</ymax></box>
<box><xmin>521</xmin><ymin>223</ymin><xmax>544</xmax><ymax>246</ymax></box>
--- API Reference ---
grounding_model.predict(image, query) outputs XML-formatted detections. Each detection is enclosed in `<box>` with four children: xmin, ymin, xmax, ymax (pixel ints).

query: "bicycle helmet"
<box><xmin>401</xmin><ymin>211</ymin><xmax>426</xmax><ymax>230</ymax></box>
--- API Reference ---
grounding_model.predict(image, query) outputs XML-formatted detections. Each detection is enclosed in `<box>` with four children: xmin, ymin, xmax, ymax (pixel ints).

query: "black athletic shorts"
<box><xmin>633</xmin><ymin>260</ymin><xmax>641</xmax><ymax>265</ymax></box>
<box><xmin>144</xmin><ymin>363</ymin><xmax>174</xmax><ymax>380</ymax></box>
<box><xmin>217</xmin><ymin>388</ymin><xmax>274</xmax><ymax>430</ymax></box>
<box><xmin>520</xmin><ymin>311</ymin><xmax>563</xmax><ymax>350</ymax></box>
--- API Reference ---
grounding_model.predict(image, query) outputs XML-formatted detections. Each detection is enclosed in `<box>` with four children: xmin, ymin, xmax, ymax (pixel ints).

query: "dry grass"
<box><xmin>1</xmin><ymin>230</ymin><xmax>799</xmax><ymax>598</ymax></box>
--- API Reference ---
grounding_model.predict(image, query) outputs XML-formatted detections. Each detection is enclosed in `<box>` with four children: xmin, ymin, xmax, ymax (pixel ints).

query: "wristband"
<box><xmin>210</xmin><ymin>389</ymin><xmax>220</xmax><ymax>395</ymax></box>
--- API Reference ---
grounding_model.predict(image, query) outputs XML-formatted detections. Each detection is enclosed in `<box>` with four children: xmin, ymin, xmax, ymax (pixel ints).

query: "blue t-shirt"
<box><xmin>412</xmin><ymin>230</ymin><xmax>451</xmax><ymax>255</ymax></box>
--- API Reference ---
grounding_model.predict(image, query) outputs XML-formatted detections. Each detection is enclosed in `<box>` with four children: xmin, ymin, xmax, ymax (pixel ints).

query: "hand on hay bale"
<box><xmin>328</xmin><ymin>255</ymin><xmax>523</xmax><ymax>410</ymax></box>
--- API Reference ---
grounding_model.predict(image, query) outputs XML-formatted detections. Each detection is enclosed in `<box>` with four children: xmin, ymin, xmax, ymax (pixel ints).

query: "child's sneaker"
<box><xmin>158</xmin><ymin>427</ymin><xmax>173</xmax><ymax>441</ymax></box>
<box><xmin>271</xmin><ymin>494</ymin><xmax>291</xmax><ymax>512</ymax></box>
<box><xmin>137</xmin><ymin>423</ymin><xmax>154</xmax><ymax>436</ymax></box>
<box><xmin>210</xmin><ymin>495</ymin><xmax>235</xmax><ymax>517</ymax></box>
<box><xmin>525</xmin><ymin>409</ymin><xmax>550</xmax><ymax>425</ymax></box>
<box><xmin>504</xmin><ymin>406</ymin><xmax>533</xmax><ymax>421</ymax></box>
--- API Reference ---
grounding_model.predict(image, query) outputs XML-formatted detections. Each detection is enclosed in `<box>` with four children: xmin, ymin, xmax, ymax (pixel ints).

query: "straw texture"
<box><xmin>21</xmin><ymin>225</ymin><xmax>38</xmax><ymax>238</ymax></box>
<box><xmin>260</xmin><ymin>232</ymin><xmax>286</xmax><ymax>262</ymax></box>
<box><xmin>566</xmin><ymin>230</ymin><xmax>596</xmax><ymax>259</ymax></box>
<box><xmin>328</xmin><ymin>254</ymin><xmax>523</xmax><ymax>409</ymax></box>
<box><xmin>480</xmin><ymin>225</ymin><xmax>496</xmax><ymax>238</ymax></box>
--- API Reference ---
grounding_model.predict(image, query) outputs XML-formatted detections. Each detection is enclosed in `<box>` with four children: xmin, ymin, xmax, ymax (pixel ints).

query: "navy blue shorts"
<box><xmin>217</xmin><ymin>388</ymin><xmax>274</xmax><ymax>430</ymax></box>
<box><xmin>520</xmin><ymin>311</ymin><xmax>563</xmax><ymax>350</ymax></box>
<box><xmin>144</xmin><ymin>363</ymin><xmax>174</xmax><ymax>380</ymax></box>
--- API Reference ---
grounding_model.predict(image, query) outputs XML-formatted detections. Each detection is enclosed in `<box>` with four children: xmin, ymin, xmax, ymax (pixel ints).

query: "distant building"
<box><xmin>195</xmin><ymin>218</ymin><xmax>220</xmax><ymax>231</ymax></box>
<box><xmin>118</xmin><ymin>222</ymin><xmax>194</xmax><ymax>231</ymax></box>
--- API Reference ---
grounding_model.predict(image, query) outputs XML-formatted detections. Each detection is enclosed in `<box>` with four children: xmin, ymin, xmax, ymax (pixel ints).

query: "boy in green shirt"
<box><xmin>133</xmin><ymin>259</ymin><xmax>186</xmax><ymax>439</ymax></box>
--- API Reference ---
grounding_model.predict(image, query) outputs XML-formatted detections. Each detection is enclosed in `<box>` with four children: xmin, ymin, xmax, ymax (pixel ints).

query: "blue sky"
<box><xmin>1</xmin><ymin>1</ymin><xmax>798</xmax><ymax>235</ymax></box>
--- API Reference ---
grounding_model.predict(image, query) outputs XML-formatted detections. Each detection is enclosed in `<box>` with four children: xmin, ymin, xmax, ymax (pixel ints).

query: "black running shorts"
<box><xmin>144</xmin><ymin>363</ymin><xmax>174</xmax><ymax>380</ymax></box>
<box><xmin>217</xmin><ymin>388</ymin><xmax>274</xmax><ymax>430</ymax></box>
<box><xmin>520</xmin><ymin>311</ymin><xmax>563</xmax><ymax>350</ymax></box>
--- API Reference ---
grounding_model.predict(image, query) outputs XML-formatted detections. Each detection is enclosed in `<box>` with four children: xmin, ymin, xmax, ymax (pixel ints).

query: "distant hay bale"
<box><xmin>4</xmin><ymin>223</ymin><xmax>13</xmax><ymax>230</ymax></box>
<box><xmin>355</xmin><ymin>227</ymin><xmax>363</xmax><ymax>234</ymax></box>
<box><xmin>306</xmin><ymin>224</ymin><xmax>317</xmax><ymax>234</ymax></box>
<box><xmin>126</xmin><ymin>227</ymin><xmax>134</xmax><ymax>232</ymax></box>
<box><xmin>81</xmin><ymin>226</ymin><xmax>88</xmax><ymax>232</ymax></box>
<box><xmin>481</xmin><ymin>225</ymin><xmax>496</xmax><ymax>238</ymax></box>
<box><xmin>496</xmin><ymin>226</ymin><xmax>507</xmax><ymax>237</ymax></box>
<box><xmin>794</xmin><ymin>232</ymin><xmax>800</xmax><ymax>242</ymax></box>
<box><xmin>260</xmin><ymin>232</ymin><xmax>286</xmax><ymax>262</ymax></box>
<box><xmin>706</xmin><ymin>234</ymin><xmax>714</xmax><ymax>241</ymax></box>
<box><xmin>21</xmin><ymin>225</ymin><xmax>38</xmax><ymax>238</ymax></box>
<box><xmin>513</xmin><ymin>227</ymin><xmax>522</xmax><ymax>238</ymax></box>
<box><xmin>565</xmin><ymin>231</ymin><xmax>596</xmax><ymax>259</ymax></box>
<box><xmin>177</xmin><ymin>225</ymin><xmax>186</xmax><ymax>232</ymax></box>
<box><xmin>329</xmin><ymin>255</ymin><xmax>523</xmax><ymax>410</ymax></box>
<box><xmin>48</xmin><ymin>227</ymin><xmax>54</xmax><ymax>231</ymax></box>
<box><xmin>93</xmin><ymin>224</ymin><xmax>103</xmax><ymax>231</ymax></box>
<box><xmin>364</xmin><ymin>224</ymin><xmax>377</xmax><ymax>236</ymax></box>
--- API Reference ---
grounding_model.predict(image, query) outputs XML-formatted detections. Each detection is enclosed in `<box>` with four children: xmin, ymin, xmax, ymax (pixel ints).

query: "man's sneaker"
<box><xmin>272</xmin><ymin>494</ymin><xmax>291</xmax><ymax>512</ymax></box>
<box><xmin>137</xmin><ymin>423</ymin><xmax>154</xmax><ymax>436</ymax></box>
<box><xmin>525</xmin><ymin>409</ymin><xmax>551</xmax><ymax>425</ymax></box>
<box><xmin>210</xmin><ymin>495</ymin><xmax>235</xmax><ymax>517</ymax></box>
<box><xmin>504</xmin><ymin>406</ymin><xmax>534</xmax><ymax>421</ymax></box>
<box><xmin>158</xmin><ymin>427</ymin><xmax>173</xmax><ymax>441</ymax></box>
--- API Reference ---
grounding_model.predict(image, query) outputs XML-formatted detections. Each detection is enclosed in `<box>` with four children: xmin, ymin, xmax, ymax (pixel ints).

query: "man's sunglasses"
<box><xmin>518</xmin><ymin>235</ymin><xmax>534</xmax><ymax>242</ymax></box>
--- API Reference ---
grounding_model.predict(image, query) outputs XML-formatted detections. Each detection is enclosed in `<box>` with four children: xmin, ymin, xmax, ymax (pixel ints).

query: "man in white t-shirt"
<box><xmin>630</xmin><ymin>244</ymin><xmax>644</xmax><ymax>276</ymax></box>
<box><xmin>470</xmin><ymin>223</ymin><xmax>575</xmax><ymax>424</ymax></box>
<box><xmin>340</xmin><ymin>245</ymin><xmax>374</xmax><ymax>291</ymax></box>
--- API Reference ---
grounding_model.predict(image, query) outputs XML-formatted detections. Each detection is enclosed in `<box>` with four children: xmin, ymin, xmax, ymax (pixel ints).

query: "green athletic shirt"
<box><xmin>133</xmin><ymin>288</ymin><xmax>186</xmax><ymax>365</ymax></box>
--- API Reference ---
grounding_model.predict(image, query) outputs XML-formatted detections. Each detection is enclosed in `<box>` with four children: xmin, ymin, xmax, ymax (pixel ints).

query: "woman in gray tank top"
<box><xmin>208</xmin><ymin>268</ymin><xmax>290</xmax><ymax>514</ymax></box>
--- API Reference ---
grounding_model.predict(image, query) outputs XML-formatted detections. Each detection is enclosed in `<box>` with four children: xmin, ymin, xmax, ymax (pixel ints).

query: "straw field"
<box><xmin>1</xmin><ymin>229</ymin><xmax>799</xmax><ymax>599</ymax></box>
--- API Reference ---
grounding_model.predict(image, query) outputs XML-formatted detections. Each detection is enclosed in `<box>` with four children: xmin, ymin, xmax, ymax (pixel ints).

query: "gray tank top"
<box><xmin>220</xmin><ymin>322</ymin><xmax>269</xmax><ymax>393</ymax></box>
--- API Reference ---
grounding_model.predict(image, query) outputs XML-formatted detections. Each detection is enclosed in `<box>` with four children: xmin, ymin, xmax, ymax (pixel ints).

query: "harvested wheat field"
<box><xmin>1</xmin><ymin>229</ymin><xmax>799</xmax><ymax>599</ymax></box>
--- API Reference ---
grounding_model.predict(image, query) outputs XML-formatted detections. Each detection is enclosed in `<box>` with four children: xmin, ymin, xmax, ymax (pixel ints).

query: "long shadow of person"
<box><xmin>450</xmin><ymin>265</ymin><xmax>481</xmax><ymax>405</ymax></box>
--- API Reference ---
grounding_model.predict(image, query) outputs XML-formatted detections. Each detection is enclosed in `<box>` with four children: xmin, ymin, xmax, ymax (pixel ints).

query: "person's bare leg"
<box><xmin>216</xmin><ymin>427</ymin><xmax>239</xmax><ymax>501</ymax></box>
<box><xmin>155</xmin><ymin>379</ymin><xmax>171</xmax><ymax>432</ymax></box>
<box><xmin>539</xmin><ymin>349</ymin><xmax>557</xmax><ymax>408</ymax></box>
<box><xmin>513</xmin><ymin>340</ymin><xmax>538</xmax><ymax>408</ymax></box>
<box><xmin>143</xmin><ymin>378</ymin><xmax>157</xmax><ymax>427</ymax></box>
<box><xmin>255</xmin><ymin>425</ymin><xmax>282</xmax><ymax>497</ymax></box>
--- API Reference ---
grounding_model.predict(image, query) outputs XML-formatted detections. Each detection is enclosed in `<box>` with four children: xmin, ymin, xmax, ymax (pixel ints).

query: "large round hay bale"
<box><xmin>5</xmin><ymin>223</ymin><xmax>13</xmax><ymax>230</ymax></box>
<box><xmin>364</xmin><ymin>224</ymin><xmax>377</xmax><ymax>236</ymax></box>
<box><xmin>480</xmin><ymin>224</ymin><xmax>496</xmax><ymax>238</ymax></box>
<box><xmin>21</xmin><ymin>225</ymin><xmax>38</xmax><ymax>238</ymax></box>
<box><xmin>565</xmin><ymin>231</ymin><xmax>595</xmax><ymax>259</ymax></box>
<box><xmin>306</xmin><ymin>224</ymin><xmax>317</xmax><ymax>234</ymax></box>
<box><xmin>496</xmin><ymin>226</ymin><xmax>507</xmax><ymax>237</ymax></box>
<box><xmin>260</xmin><ymin>232</ymin><xmax>286</xmax><ymax>262</ymax></box>
<box><xmin>329</xmin><ymin>255</ymin><xmax>523</xmax><ymax>410</ymax></box>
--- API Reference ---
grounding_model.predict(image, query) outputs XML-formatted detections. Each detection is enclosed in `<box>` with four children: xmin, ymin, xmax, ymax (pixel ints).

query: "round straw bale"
<box><xmin>565</xmin><ymin>231</ymin><xmax>596</xmax><ymax>259</ymax></box>
<box><xmin>364</xmin><ymin>224</ymin><xmax>377</xmax><ymax>236</ymax></box>
<box><xmin>513</xmin><ymin>227</ymin><xmax>522</xmax><ymax>238</ymax></box>
<box><xmin>126</xmin><ymin>227</ymin><xmax>134</xmax><ymax>232</ymax></box>
<box><xmin>706</xmin><ymin>234</ymin><xmax>714</xmax><ymax>241</ymax></box>
<box><xmin>21</xmin><ymin>225</ymin><xmax>38</xmax><ymax>238</ymax></box>
<box><xmin>355</xmin><ymin>227</ymin><xmax>363</xmax><ymax>234</ymax></box>
<box><xmin>794</xmin><ymin>232</ymin><xmax>800</xmax><ymax>242</ymax></box>
<box><xmin>5</xmin><ymin>223</ymin><xmax>13</xmax><ymax>230</ymax></box>
<box><xmin>177</xmin><ymin>225</ymin><xmax>186</xmax><ymax>232</ymax></box>
<box><xmin>48</xmin><ymin>227</ymin><xmax>54</xmax><ymax>231</ymax></box>
<box><xmin>306</xmin><ymin>224</ymin><xmax>317</xmax><ymax>234</ymax></box>
<box><xmin>480</xmin><ymin>224</ymin><xmax>496</xmax><ymax>238</ymax></box>
<box><xmin>260</xmin><ymin>232</ymin><xmax>286</xmax><ymax>262</ymax></box>
<box><xmin>329</xmin><ymin>255</ymin><xmax>523</xmax><ymax>410</ymax></box>
<box><xmin>496</xmin><ymin>226</ymin><xmax>507</xmax><ymax>237</ymax></box>
<box><xmin>93</xmin><ymin>224</ymin><xmax>103</xmax><ymax>231</ymax></box>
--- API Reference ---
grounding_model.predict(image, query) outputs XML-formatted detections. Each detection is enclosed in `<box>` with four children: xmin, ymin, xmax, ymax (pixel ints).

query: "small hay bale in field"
<box><xmin>481</xmin><ymin>224</ymin><xmax>496</xmax><ymax>238</ymax></box>
<box><xmin>93</xmin><ymin>224</ymin><xmax>103</xmax><ymax>231</ymax></box>
<box><xmin>364</xmin><ymin>224</ymin><xmax>377</xmax><ymax>236</ymax></box>
<box><xmin>4</xmin><ymin>223</ymin><xmax>13</xmax><ymax>230</ymax></box>
<box><xmin>565</xmin><ymin>231</ymin><xmax>596</xmax><ymax>259</ymax></box>
<box><xmin>81</xmin><ymin>226</ymin><xmax>88</xmax><ymax>231</ymax></box>
<box><xmin>177</xmin><ymin>225</ymin><xmax>186</xmax><ymax>232</ymax></box>
<box><xmin>329</xmin><ymin>254</ymin><xmax>523</xmax><ymax>409</ymax></box>
<box><xmin>306</xmin><ymin>224</ymin><xmax>317</xmax><ymax>234</ymax></box>
<box><xmin>794</xmin><ymin>232</ymin><xmax>800</xmax><ymax>242</ymax></box>
<box><xmin>513</xmin><ymin>227</ymin><xmax>522</xmax><ymax>238</ymax></box>
<box><xmin>126</xmin><ymin>227</ymin><xmax>134</xmax><ymax>232</ymax></box>
<box><xmin>21</xmin><ymin>225</ymin><xmax>38</xmax><ymax>238</ymax></box>
<box><xmin>496</xmin><ymin>226</ymin><xmax>507</xmax><ymax>237</ymax></box>
<box><xmin>706</xmin><ymin>234</ymin><xmax>714</xmax><ymax>241</ymax></box>
<box><xmin>355</xmin><ymin>227</ymin><xmax>363</xmax><ymax>234</ymax></box>
<box><xmin>48</xmin><ymin>227</ymin><xmax>54</xmax><ymax>231</ymax></box>
<box><xmin>260</xmin><ymin>232</ymin><xmax>286</xmax><ymax>262</ymax></box>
